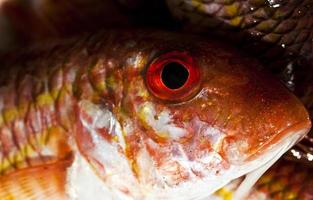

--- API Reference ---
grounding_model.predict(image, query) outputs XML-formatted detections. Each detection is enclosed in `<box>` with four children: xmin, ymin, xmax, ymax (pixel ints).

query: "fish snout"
<box><xmin>220</xmin><ymin>85</ymin><xmax>311</xmax><ymax>164</ymax></box>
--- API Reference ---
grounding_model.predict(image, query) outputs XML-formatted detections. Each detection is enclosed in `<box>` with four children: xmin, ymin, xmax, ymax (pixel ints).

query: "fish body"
<box><xmin>0</xmin><ymin>30</ymin><xmax>310</xmax><ymax>200</ymax></box>
<box><xmin>166</xmin><ymin>0</ymin><xmax>313</xmax><ymax>61</ymax></box>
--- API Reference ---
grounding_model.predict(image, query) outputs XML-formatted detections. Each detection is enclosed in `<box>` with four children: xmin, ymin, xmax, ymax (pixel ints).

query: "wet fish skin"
<box><xmin>0</xmin><ymin>30</ymin><xmax>310</xmax><ymax>199</ymax></box>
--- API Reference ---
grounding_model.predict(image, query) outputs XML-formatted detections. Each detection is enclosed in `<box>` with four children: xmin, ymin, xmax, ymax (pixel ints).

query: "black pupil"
<box><xmin>161</xmin><ymin>62</ymin><xmax>189</xmax><ymax>89</ymax></box>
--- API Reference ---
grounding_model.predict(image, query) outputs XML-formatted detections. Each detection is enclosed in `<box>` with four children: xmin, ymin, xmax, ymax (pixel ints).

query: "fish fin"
<box><xmin>0</xmin><ymin>158</ymin><xmax>72</xmax><ymax>200</ymax></box>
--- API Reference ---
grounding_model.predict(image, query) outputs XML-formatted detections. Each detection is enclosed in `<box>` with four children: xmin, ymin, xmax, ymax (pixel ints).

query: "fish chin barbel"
<box><xmin>0</xmin><ymin>30</ymin><xmax>310</xmax><ymax>200</ymax></box>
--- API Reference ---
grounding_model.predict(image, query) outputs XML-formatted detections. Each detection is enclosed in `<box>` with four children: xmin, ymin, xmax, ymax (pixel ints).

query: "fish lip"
<box><xmin>231</xmin><ymin>126</ymin><xmax>310</xmax><ymax>200</ymax></box>
<box><xmin>225</xmin><ymin>122</ymin><xmax>311</xmax><ymax>200</ymax></box>
<box><xmin>245</xmin><ymin>119</ymin><xmax>312</xmax><ymax>162</ymax></box>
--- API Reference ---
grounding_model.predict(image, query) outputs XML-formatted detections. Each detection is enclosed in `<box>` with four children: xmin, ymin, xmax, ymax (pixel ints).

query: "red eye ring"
<box><xmin>146</xmin><ymin>51</ymin><xmax>201</xmax><ymax>102</ymax></box>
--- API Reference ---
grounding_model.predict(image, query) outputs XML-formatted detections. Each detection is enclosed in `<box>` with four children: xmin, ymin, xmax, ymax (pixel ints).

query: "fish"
<box><xmin>0</xmin><ymin>30</ymin><xmax>311</xmax><ymax>200</ymax></box>
<box><xmin>165</xmin><ymin>0</ymin><xmax>313</xmax><ymax>63</ymax></box>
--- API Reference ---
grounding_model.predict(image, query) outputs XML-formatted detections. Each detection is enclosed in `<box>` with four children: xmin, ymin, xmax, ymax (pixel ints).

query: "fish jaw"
<box><xmin>231</xmin><ymin>124</ymin><xmax>310</xmax><ymax>200</ymax></box>
<box><xmin>211</xmin><ymin>124</ymin><xmax>311</xmax><ymax>200</ymax></box>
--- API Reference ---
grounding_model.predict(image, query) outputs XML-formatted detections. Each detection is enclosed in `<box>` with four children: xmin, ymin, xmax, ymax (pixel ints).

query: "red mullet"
<box><xmin>0</xmin><ymin>30</ymin><xmax>310</xmax><ymax>200</ymax></box>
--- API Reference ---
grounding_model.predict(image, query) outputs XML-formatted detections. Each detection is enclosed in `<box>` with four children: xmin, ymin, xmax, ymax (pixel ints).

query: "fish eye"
<box><xmin>161</xmin><ymin>62</ymin><xmax>189</xmax><ymax>89</ymax></box>
<box><xmin>146</xmin><ymin>51</ymin><xmax>201</xmax><ymax>102</ymax></box>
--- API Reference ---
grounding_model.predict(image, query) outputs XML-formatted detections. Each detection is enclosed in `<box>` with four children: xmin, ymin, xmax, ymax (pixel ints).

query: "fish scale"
<box><xmin>0</xmin><ymin>39</ymin><xmax>83</xmax><ymax>175</ymax></box>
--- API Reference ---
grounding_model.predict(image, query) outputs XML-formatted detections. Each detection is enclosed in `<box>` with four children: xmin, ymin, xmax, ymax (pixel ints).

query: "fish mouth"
<box><xmin>231</xmin><ymin>121</ymin><xmax>311</xmax><ymax>200</ymax></box>
<box><xmin>245</xmin><ymin>120</ymin><xmax>311</xmax><ymax>162</ymax></box>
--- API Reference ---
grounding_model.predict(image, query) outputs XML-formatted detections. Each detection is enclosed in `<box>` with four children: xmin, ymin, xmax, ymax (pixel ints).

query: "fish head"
<box><xmin>70</xmin><ymin>31</ymin><xmax>311</xmax><ymax>200</ymax></box>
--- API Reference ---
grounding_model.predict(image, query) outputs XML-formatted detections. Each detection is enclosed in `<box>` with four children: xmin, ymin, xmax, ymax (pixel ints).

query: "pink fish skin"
<box><xmin>0</xmin><ymin>30</ymin><xmax>310</xmax><ymax>200</ymax></box>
